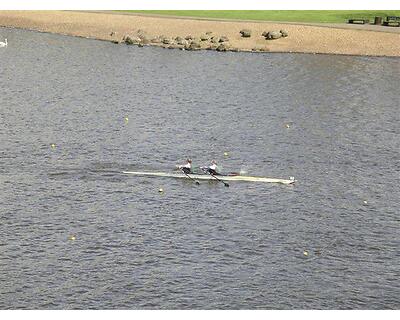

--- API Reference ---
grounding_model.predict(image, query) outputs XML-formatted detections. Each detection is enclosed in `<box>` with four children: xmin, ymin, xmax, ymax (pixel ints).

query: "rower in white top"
<box><xmin>176</xmin><ymin>158</ymin><xmax>193</xmax><ymax>174</ymax></box>
<box><xmin>201</xmin><ymin>160</ymin><xmax>220</xmax><ymax>176</ymax></box>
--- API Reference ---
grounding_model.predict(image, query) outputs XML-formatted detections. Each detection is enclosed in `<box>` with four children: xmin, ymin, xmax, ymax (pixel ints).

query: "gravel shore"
<box><xmin>0</xmin><ymin>10</ymin><xmax>399</xmax><ymax>56</ymax></box>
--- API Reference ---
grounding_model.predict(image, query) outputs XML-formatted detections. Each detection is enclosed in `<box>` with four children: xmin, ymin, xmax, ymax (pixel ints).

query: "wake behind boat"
<box><xmin>122</xmin><ymin>170</ymin><xmax>296</xmax><ymax>185</ymax></box>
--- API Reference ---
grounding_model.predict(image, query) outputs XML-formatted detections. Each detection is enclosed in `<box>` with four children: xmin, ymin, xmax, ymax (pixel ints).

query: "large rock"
<box><xmin>207</xmin><ymin>43</ymin><xmax>219</xmax><ymax>50</ymax></box>
<box><xmin>136</xmin><ymin>29</ymin><xmax>147</xmax><ymax>37</ymax></box>
<box><xmin>151</xmin><ymin>36</ymin><xmax>162</xmax><ymax>43</ymax></box>
<box><xmin>140</xmin><ymin>36</ymin><xmax>150</xmax><ymax>45</ymax></box>
<box><xmin>240</xmin><ymin>29</ymin><xmax>252</xmax><ymax>37</ymax></box>
<box><xmin>280</xmin><ymin>30</ymin><xmax>289</xmax><ymax>37</ymax></box>
<box><xmin>136</xmin><ymin>32</ymin><xmax>149</xmax><ymax>42</ymax></box>
<box><xmin>210</xmin><ymin>36</ymin><xmax>219</xmax><ymax>43</ymax></box>
<box><xmin>265</xmin><ymin>31</ymin><xmax>282</xmax><ymax>40</ymax></box>
<box><xmin>185</xmin><ymin>35</ymin><xmax>193</xmax><ymax>40</ymax></box>
<box><xmin>200</xmin><ymin>34</ymin><xmax>209</xmax><ymax>41</ymax></box>
<box><xmin>188</xmin><ymin>40</ymin><xmax>201</xmax><ymax>50</ymax></box>
<box><xmin>216</xmin><ymin>43</ymin><xmax>231</xmax><ymax>51</ymax></box>
<box><xmin>176</xmin><ymin>38</ymin><xmax>187</xmax><ymax>46</ymax></box>
<box><xmin>124</xmin><ymin>35</ymin><xmax>140</xmax><ymax>45</ymax></box>
<box><xmin>219</xmin><ymin>35</ymin><xmax>229</xmax><ymax>42</ymax></box>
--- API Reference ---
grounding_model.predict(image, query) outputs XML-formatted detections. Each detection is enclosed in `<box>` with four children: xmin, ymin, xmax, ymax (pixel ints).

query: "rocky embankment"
<box><xmin>119</xmin><ymin>28</ymin><xmax>289</xmax><ymax>52</ymax></box>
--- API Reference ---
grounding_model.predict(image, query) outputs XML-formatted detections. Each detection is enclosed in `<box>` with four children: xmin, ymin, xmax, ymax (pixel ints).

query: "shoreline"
<box><xmin>1</xmin><ymin>11</ymin><xmax>399</xmax><ymax>57</ymax></box>
<box><xmin>3</xmin><ymin>25</ymin><xmax>399</xmax><ymax>60</ymax></box>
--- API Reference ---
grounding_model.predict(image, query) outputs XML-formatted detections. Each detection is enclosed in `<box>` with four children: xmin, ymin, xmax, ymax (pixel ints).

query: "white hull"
<box><xmin>122</xmin><ymin>171</ymin><xmax>295</xmax><ymax>185</ymax></box>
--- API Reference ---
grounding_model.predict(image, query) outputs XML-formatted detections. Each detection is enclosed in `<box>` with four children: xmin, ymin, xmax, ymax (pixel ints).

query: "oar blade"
<box><xmin>181</xmin><ymin>169</ymin><xmax>200</xmax><ymax>185</ymax></box>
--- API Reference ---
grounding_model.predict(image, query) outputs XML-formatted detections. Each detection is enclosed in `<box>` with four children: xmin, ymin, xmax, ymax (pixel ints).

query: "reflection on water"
<box><xmin>0</xmin><ymin>27</ymin><xmax>399</xmax><ymax>309</ymax></box>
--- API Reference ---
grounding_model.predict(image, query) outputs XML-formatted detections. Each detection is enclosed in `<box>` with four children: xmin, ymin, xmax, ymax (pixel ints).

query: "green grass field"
<box><xmin>125</xmin><ymin>10</ymin><xmax>400</xmax><ymax>23</ymax></box>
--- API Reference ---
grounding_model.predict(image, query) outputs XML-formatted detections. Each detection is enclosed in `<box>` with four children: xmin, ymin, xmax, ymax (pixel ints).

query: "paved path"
<box><xmin>291</xmin><ymin>21</ymin><xmax>400</xmax><ymax>34</ymax></box>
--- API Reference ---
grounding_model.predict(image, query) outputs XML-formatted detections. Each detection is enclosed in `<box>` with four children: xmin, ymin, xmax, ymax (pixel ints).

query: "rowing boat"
<box><xmin>122</xmin><ymin>171</ymin><xmax>296</xmax><ymax>185</ymax></box>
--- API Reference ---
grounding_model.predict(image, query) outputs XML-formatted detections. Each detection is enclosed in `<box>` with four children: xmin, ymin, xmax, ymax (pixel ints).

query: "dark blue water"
<box><xmin>0</xmin><ymin>27</ymin><xmax>399</xmax><ymax>309</ymax></box>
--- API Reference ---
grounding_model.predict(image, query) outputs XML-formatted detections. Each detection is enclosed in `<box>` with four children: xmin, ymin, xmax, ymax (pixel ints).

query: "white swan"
<box><xmin>0</xmin><ymin>39</ymin><xmax>8</xmax><ymax>47</ymax></box>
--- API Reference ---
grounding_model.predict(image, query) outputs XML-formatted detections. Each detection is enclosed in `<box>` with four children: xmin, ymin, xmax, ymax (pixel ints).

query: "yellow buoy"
<box><xmin>224</xmin><ymin>152</ymin><xmax>229</xmax><ymax>157</ymax></box>
<box><xmin>303</xmin><ymin>251</ymin><xmax>308</xmax><ymax>256</ymax></box>
<box><xmin>158</xmin><ymin>188</ymin><xmax>164</xmax><ymax>193</ymax></box>
<box><xmin>363</xmin><ymin>200</ymin><xmax>368</xmax><ymax>204</ymax></box>
<box><xmin>124</xmin><ymin>116</ymin><xmax>129</xmax><ymax>122</ymax></box>
<box><xmin>69</xmin><ymin>235</ymin><xmax>76</xmax><ymax>241</ymax></box>
<box><xmin>285</xmin><ymin>124</ymin><xmax>290</xmax><ymax>128</ymax></box>
<box><xmin>50</xmin><ymin>143</ymin><xmax>56</xmax><ymax>149</ymax></box>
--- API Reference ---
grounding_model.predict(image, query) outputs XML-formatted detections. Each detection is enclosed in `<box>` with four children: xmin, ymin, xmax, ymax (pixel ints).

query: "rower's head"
<box><xmin>211</xmin><ymin>160</ymin><xmax>217</xmax><ymax>165</ymax></box>
<box><xmin>187</xmin><ymin>158</ymin><xmax>192</xmax><ymax>163</ymax></box>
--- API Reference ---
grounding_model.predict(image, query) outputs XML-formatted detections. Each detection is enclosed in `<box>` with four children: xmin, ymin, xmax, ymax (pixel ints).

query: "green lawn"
<box><xmin>124</xmin><ymin>10</ymin><xmax>400</xmax><ymax>23</ymax></box>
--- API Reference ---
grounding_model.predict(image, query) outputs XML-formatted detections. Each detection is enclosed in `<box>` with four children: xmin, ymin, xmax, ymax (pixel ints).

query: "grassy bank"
<box><xmin>125</xmin><ymin>10</ymin><xmax>400</xmax><ymax>23</ymax></box>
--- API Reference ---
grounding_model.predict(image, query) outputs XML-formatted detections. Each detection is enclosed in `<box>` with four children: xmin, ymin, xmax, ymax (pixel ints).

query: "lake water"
<box><xmin>0</xmin><ymin>27</ymin><xmax>399</xmax><ymax>309</ymax></box>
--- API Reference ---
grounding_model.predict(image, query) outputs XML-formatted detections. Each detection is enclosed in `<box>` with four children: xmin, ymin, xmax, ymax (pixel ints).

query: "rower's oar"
<box><xmin>181</xmin><ymin>170</ymin><xmax>200</xmax><ymax>185</ymax></box>
<box><xmin>210</xmin><ymin>174</ymin><xmax>229</xmax><ymax>187</ymax></box>
<box><xmin>200</xmin><ymin>167</ymin><xmax>229</xmax><ymax>187</ymax></box>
